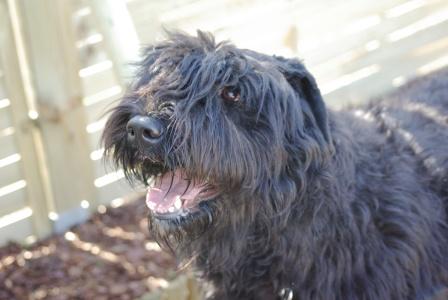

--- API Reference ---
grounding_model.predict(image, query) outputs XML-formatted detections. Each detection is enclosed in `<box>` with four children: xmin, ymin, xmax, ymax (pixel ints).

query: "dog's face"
<box><xmin>102</xmin><ymin>31</ymin><xmax>332</xmax><ymax>247</ymax></box>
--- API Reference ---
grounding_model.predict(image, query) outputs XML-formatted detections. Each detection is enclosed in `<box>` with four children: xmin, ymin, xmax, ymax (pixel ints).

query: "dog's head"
<box><xmin>102</xmin><ymin>31</ymin><xmax>333</xmax><ymax>249</ymax></box>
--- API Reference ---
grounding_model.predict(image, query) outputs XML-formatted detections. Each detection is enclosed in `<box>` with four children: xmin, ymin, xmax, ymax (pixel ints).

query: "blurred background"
<box><xmin>0</xmin><ymin>0</ymin><xmax>447</xmax><ymax>298</ymax></box>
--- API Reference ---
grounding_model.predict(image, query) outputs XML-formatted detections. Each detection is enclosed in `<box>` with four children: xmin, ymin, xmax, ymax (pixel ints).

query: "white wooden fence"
<box><xmin>0</xmin><ymin>0</ymin><xmax>138</xmax><ymax>246</ymax></box>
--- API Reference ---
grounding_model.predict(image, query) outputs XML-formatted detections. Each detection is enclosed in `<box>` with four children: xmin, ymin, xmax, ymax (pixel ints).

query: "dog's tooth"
<box><xmin>147</xmin><ymin>201</ymin><xmax>156</xmax><ymax>210</ymax></box>
<box><xmin>174</xmin><ymin>196</ymin><xmax>182</xmax><ymax>209</ymax></box>
<box><xmin>168</xmin><ymin>206</ymin><xmax>175</xmax><ymax>213</ymax></box>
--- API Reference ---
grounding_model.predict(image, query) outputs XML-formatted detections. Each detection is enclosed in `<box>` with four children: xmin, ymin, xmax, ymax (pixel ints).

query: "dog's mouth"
<box><xmin>146</xmin><ymin>169</ymin><xmax>218</xmax><ymax>219</ymax></box>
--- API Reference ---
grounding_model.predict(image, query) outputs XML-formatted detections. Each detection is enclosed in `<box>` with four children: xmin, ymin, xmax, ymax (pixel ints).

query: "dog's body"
<box><xmin>102</xmin><ymin>32</ymin><xmax>448</xmax><ymax>299</ymax></box>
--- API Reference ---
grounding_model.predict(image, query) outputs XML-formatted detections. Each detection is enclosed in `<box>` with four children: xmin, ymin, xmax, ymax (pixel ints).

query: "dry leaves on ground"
<box><xmin>0</xmin><ymin>197</ymin><xmax>180</xmax><ymax>300</ymax></box>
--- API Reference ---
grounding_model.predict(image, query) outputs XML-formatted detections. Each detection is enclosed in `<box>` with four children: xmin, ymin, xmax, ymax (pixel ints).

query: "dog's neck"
<box><xmin>184</xmin><ymin>113</ymin><xmax>362</xmax><ymax>298</ymax></box>
<box><xmin>184</xmin><ymin>110</ymin><xmax>396</xmax><ymax>299</ymax></box>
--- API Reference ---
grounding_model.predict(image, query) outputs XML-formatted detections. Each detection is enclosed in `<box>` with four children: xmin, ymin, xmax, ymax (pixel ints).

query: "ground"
<box><xmin>0</xmin><ymin>197</ymin><xmax>183</xmax><ymax>300</ymax></box>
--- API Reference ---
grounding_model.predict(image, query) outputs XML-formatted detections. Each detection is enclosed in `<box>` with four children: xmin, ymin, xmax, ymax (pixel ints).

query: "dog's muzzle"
<box><xmin>126</xmin><ymin>115</ymin><xmax>164</xmax><ymax>147</ymax></box>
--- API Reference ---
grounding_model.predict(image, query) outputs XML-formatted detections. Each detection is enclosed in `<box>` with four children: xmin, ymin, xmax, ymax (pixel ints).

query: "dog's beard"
<box><xmin>101</xmin><ymin>110</ymin><xmax>233</xmax><ymax>252</ymax></box>
<box><xmin>147</xmin><ymin>192</ymin><xmax>220</xmax><ymax>253</ymax></box>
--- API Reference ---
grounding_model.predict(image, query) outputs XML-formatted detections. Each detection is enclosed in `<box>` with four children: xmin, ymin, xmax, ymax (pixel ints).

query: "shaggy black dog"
<box><xmin>102</xmin><ymin>31</ymin><xmax>448</xmax><ymax>300</ymax></box>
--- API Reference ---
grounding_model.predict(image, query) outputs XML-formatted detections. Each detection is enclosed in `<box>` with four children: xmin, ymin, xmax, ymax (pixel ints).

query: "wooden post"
<box><xmin>89</xmin><ymin>0</ymin><xmax>140</xmax><ymax>85</ymax></box>
<box><xmin>0</xmin><ymin>0</ymin><xmax>52</xmax><ymax>239</ymax></box>
<box><xmin>14</xmin><ymin>0</ymin><xmax>97</xmax><ymax>232</ymax></box>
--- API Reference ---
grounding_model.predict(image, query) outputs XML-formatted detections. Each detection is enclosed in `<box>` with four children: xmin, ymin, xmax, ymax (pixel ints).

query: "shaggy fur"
<box><xmin>102</xmin><ymin>31</ymin><xmax>448</xmax><ymax>300</ymax></box>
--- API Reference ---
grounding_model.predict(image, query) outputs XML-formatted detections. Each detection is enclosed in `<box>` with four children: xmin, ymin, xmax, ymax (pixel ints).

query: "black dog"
<box><xmin>102</xmin><ymin>31</ymin><xmax>448</xmax><ymax>300</ymax></box>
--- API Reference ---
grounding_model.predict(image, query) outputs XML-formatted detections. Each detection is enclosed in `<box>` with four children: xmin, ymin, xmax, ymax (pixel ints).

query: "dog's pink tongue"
<box><xmin>146</xmin><ymin>170</ymin><xmax>203</xmax><ymax>212</ymax></box>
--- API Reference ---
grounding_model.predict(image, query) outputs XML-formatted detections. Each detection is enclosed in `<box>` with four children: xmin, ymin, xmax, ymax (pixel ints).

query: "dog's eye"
<box><xmin>158</xmin><ymin>102</ymin><xmax>175</xmax><ymax>116</ymax></box>
<box><xmin>221</xmin><ymin>86</ymin><xmax>240</xmax><ymax>102</ymax></box>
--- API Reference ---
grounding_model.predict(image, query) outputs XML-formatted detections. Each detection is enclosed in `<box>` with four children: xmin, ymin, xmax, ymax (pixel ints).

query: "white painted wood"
<box><xmin>0</xmin><ymin>185</ymin><xmax>27</xmax><ymax>216</ymax></box>
<box><xmin>80</xmin><ymin>67</ymin><xmax>119</xmax><ymax>97</ymax></box>
<box><xmin>96</xmin><ymin>178</ymin><xmax>136</xmax><ymax>205</ymax></box>
<box><xmin>0</xmin><ymin>105</ymin><xmax>13</xmax><ymax>129</ymax></box>
<box><xmin>0</xmin><ymin>0</ymin><xmax>52</xmax><ymax>239</ymax></box>
<box><xmin>89</xmin><ymin>0</ymin><xmax>140</xmax><ymax>85</ymax></box>
<box><xmin>0</xmin><ymin>160</ymin><xmax>21</xmax><ymax>188</ymax></box>
<box><xmin>7</xmin><ymin>0</ymin><xmax>97</xmax><ymax>231</ymax></box>
<box><xmin>0</xmin><ymin>210</ymin><xmax>33</xmax><ymax>245</ymax></box>
<box><xmin>0</xmin><ymin>135</ymin><xmax>17</xmax><ymax>158</ymax></box>
<box><xmin>83</xmin><ymin>87</ymin><xmax>123</xmax><ymax>123</ymax></box>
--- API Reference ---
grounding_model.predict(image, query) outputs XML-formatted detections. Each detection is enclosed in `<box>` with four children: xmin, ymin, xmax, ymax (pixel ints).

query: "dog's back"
<box><xmin>322</xmin><ymin>68</ymin><xmax>448</xmax><ymax>300</ymax></box>
<box><xmin>366</xmin><ymin>69</ymin><xmax>448</xmax><ymax>205</ymax></box>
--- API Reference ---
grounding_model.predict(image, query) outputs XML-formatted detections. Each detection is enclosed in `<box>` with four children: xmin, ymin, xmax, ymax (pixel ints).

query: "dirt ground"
<box><xmin>0</xmin><ymin>197</ymin><xmax>195</xmax><ymax>300</ymax></box>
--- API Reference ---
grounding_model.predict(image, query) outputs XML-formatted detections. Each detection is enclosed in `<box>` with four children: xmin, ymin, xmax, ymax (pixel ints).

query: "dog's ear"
<box><xmin>273</xmin><ymin>56</ymin><xmax>332</xmax><ymax>146</ymax></box>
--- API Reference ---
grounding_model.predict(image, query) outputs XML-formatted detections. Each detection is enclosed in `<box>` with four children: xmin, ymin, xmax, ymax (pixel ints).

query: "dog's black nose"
<box><xmin>126</xmin><ymin>116</ymin><xmax>164</xmax><ymax>145</ymax></box>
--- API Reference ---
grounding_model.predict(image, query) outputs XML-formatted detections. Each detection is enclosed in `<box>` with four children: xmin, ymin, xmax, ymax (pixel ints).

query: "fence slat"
<box><xmin>0</xmin><ymin>105</ymin><xmax>13</xmax><ymax>129</ymax></box>
<box><xmin>0</xmin><ymin>160</ymin><xmax>22</xmax><ymax>188</ymax></box>
<box><xmin>81</xmin><ymin>67</ymin><xmax>119</xmax><ymax>97</ymax></box>
<box><xmin>17</xmin><ymin>0</ymin><xmax>98</xmax><ymax>218</ymax></box>
<box><xmin>0</xmin><ymin>135</ymin><xmax>17</xmax><ymax>159</ymax></box>
<box><xmin>0</xmin><ymin>0</ymin><xmax>51</xmax><ymax>239</ymax></box>
<box><xmin>0</xmin><ymin>208</ymin><xmax>33</xmax><ymax>245</ymax></box>
<box><xmin>0</xmin><ymin>185</ymin><xmax>27</xmax><ymax>217</ymax></box>
<box><xmin>89</xmin><ymin>0</ymin><xmax>139</xmax><ymax>85</ymax></box>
